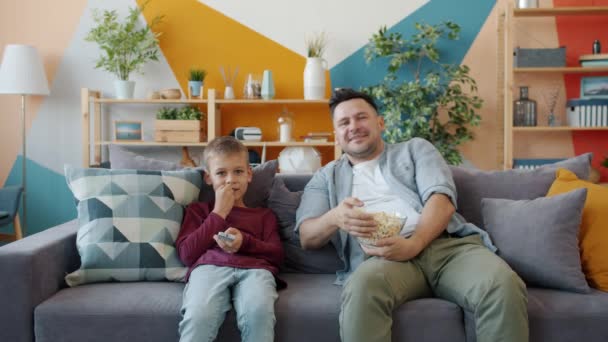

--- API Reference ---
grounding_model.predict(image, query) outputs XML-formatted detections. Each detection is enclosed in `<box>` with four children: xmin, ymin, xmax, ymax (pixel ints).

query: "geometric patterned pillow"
<box><xmin>63</xmin><ymin>166</ymin><xmax>202</xmax><ymax>286</ymax></box>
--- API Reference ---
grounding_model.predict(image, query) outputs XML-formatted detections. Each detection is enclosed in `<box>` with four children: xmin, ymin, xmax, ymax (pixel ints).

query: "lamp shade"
<box><xmin>0</xmin><ymin>44</ymin><xmax>49</xmax><ymax>95</ymax></box>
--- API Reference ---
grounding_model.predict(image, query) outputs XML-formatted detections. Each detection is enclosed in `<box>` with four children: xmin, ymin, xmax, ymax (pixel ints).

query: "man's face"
<box><xmin>205</xmin><ymin>152</ymin><xmax>253</xmax><ymax>203</ymax></box>
<box><xmin>333</xmin><ymin>98</ymin><xmax>385</xmax><ymax>162</ymax></box>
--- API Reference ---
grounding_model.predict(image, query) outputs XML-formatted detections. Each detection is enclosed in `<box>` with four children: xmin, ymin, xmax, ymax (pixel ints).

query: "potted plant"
<box><xmin>85</xmin><ymin>1</ymin><xmax>163</xmax><ymax>99</ymax></box>
<box><xmin>155</xmin><ymin>106</ymin><xmax>206</xmax><ymax>143</ymax></box>
<box><xmin>188</xmin><ymin>68</ymin><xmax>207</xmax><ymax>99</ymax></box>
<box><xmin>364</xmin><ymin>21</ymin><xmax>483</xmax><ymax>165</ymax></box>
<box><xmin>304</xmin><ymin>31</ymin><xmax>328</xmax><ymax>100</ymax></box>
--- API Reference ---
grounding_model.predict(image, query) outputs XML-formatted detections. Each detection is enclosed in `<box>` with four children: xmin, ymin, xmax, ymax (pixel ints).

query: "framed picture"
<box><xmin>114</xmin><ymin>121</ymin><xmax>142</xmax><ymax>141</ymax></box>
<box><xmin>580</xmin><ymin>76</ymin><xmax>608</xmax><ymax>99</ymax></box>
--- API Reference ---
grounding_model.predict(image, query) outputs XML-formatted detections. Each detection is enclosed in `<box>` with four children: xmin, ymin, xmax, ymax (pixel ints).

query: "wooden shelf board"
<box><xmin>242</xmin><ymin>141</ymin><xmax>335</xmax><ymax>147</ymax></box>
<box><xmin>93</xmin><ymin>98</ymin><xmax>329</xmax><ymax>105</ymax></box>
<box><xmin>513</xmin><ymin>126</ymin><xmax>608</xmax><ymax>132</ymax></box>
<box><xmin>214</xmin><ymin>99</ymin><xmax>329</xmax><ymax>104</ymax></box>
<box><xmin>514</xmin><ymin>7</ymin><xmax>608</xmax><ymax>17</ymax></box>
<box><xmin>94</xmin><ymin>99</ymin><xmax>208</xmax><ymax>104</ymax></box>
<box><xmin>514</xmin><ymin>66</ymin><xmax>608</xmax><ymax>73</ymax></box>
<box><xmin>96</xmin><ymin>141</ymin><xmax>335</xmax><ymax>147</ymax></box>
<box><xmin>97</xmin><ymin>141</ymin><xmax>208</xmax><ymax>146</ymax></box>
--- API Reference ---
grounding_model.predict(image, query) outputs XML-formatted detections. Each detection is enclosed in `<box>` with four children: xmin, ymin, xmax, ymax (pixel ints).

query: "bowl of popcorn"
<box><xmin>357</xmin><ymin>211</ymin><xmax>407</xmax><ymax>247</ymax></box>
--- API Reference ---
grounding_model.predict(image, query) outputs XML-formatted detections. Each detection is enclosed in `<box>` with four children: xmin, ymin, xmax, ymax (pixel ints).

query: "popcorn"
<box><xmin>357</xmin><ymin>211</ymin><xmax>406</xmax><ymax>247</ymax></box>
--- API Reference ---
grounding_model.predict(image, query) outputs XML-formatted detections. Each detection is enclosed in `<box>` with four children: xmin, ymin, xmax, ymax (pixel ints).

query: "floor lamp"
<box><xmin>0</xmin><ymin>45</ymin><xmax>50</xmax><ymax>235</ymax></box>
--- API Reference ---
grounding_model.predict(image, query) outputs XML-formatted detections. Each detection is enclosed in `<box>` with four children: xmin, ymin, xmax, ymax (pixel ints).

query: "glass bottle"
<box><xmin>277</xmin><ymin>107</ymin><xmax>294</xmax><ymax>143</ymax></box>
<box><xmin>593</xmin><ymin>39</ymin><xmax>601</xmax><ymax>54</ymax></box>
<box><xmin>513</xmin><ymin>86</ymin><xmax>537</xmax><ymax>126</ymax></box>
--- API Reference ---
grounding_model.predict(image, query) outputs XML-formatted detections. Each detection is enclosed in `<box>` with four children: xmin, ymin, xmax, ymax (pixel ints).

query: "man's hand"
<box><xmin>213</xmin><ymin>184</ymin><xmax>235</xmax><ymax>219</ymax></box>
<box><xmin>331</xmin><ymin>197</ymin><xmax>377</xmax><ymax>238</ymax></box>
<box><xmin>361</xmin><ymin>235</ymin><xmax>425</xmax><ymax>262</ymax></box>
<box><xmin>214</xmin><ymin>227</ymin><xmax>243</xmax><ymax>253</ymax></box>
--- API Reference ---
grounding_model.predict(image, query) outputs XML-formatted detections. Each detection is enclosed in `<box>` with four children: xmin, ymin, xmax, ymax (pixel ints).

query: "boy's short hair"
<box><xmin>203</xmin><ymin>136</ymin><xmax>249</xmax><ymax>170</ymax></box>
<box><xmin>329</xmin><ymin>88</ymin><xmax>378</xmax><ymax>119</ymax></box>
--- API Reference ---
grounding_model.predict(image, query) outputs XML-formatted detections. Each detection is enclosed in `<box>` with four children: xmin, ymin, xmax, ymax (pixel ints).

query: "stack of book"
<box><xmin>301</xmin><ymin>132</ymin><xmax>332</xmax><ymax>143</ymax></box>
<box><xmin>579</xmin><ymin>53</ymin><xmax>608</xmax><ymax>67</ymax></box>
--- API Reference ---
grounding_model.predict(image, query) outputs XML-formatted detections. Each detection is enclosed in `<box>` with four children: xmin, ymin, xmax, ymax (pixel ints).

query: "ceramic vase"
<box><xmin>261</xmin><ymin>70</ymin><xmax>275</xmax><ymax>100</ymax></box>
<box><xmin>114</xmin><ymin>80</ymin><xmax>135</xmax><ymax>99</ymax></box>
<box><xmin>303</xmin><ymin>57</ymin><xmax>327</xmax><ymax>100</ymax></box>
<box><xmin>188</xmin><ymin>81</ymin><xmax>203</xmax><ymax>98</ymax></box>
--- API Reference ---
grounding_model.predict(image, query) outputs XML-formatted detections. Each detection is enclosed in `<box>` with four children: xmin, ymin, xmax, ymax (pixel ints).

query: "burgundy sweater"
<box><xmin>176</xmin><ymin>202</ymin><xmax>284</xmax><ymax>281</ymax></box>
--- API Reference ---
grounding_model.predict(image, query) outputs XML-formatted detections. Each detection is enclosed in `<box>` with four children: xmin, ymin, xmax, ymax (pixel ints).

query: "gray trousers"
<box><xmin>339</xmin><ymin>234</ymin><xmax>528</xmax><ymax>342</ymax></box>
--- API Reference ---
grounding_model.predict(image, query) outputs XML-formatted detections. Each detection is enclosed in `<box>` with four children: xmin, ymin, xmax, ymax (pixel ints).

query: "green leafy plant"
<box><xmin>189</xmin><ymin>68</ymin><xmax>207</xmax><ymax>82</ymax></box>
<box><xmin>305</xmin><ymin>31</ymin><xmax>328</xmax><ymax>58</ymax></box>
<box><xmin>85</xmin><ymin>0</ymin><xmax>163</xmax><ymax>81</ymax></box>
<box><xmin>364</xmin><ymin>21</ymin><xmax>483</xmax><ymax>165</ymax></box>
<box><xmin>602</xmin><ymin>156</ymin><xmax>608</xmax><ymax>169</ymax></box>
<box><xmin>156</xmin><ymin>107</ymin><xmax>204</xmax><ymax>120</ymax></box>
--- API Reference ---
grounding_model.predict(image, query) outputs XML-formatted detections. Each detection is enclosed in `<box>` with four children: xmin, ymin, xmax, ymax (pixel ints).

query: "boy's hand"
<box><xmin>213</xmin><ymin>183</ymin><xmax>235</xmax><ymax>219</ymax></box>
<box><xmin>213</xmin><ymin>227</ymin><xmax>243</xmax><ymax>253</ymax></box>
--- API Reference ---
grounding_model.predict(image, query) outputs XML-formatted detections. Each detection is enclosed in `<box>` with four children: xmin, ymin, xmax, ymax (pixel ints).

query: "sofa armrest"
<box><xmin>0</xmin><ymin>220</ymin><xmax>80</xmax><ymax>342</ymax></box>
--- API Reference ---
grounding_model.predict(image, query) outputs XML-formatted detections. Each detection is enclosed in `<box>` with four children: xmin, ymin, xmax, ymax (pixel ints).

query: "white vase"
<box><xmin>224</xmin><ymin>86</ymin><xmax>235</xmax><ymax>100</ymax></box>
<box><xmin>303</xmin><ymin>57</ymin><xmax>327</xmax><ymax>100</ymax></box>
<box><xmin>114</xmin><ymin>80</ymin><xmax>135</xmax><ymax>99</ymax></box>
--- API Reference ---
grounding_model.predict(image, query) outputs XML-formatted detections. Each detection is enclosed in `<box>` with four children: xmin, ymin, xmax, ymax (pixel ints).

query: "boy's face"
<box><xmin>205</xmin><ymin>152</ymin><xmax>253</xmax><ymax>202</ymax></box>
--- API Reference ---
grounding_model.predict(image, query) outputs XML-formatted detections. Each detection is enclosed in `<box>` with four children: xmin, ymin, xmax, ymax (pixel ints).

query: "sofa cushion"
<box><xmin>268</xmin><ymin>177</ymin><xmax>302</xmax><ymax>241</ymax></box>
<box><xmin>526</xmin><ymin>287</ymin><xmax>608</xmax><ymax>342</ymax></box>
<box><xmin>109</xmin><ymin>145</ymin><xmax>278</xmax><ymax>208</ymax></box>
<box><xmin>281</xmin><ymin>242</ymin><xmax>345</xmax><ymax>274</ymax></box>
<box><xmin>35</xmin><ymin>283</ymin><xmax>184</xmax><ymax>342</ymax></box>
<box><xmin>547</xmin><ymin>168</ymin><xmax>608</xmax><ymax>292</ymax></box>
<box><xmin>481</xmin><ymin>188</ymin><xmax>590</xmax><ymax>293</ymax></box>
<box><xmin>268</xmin><ymin>177</ymin><xmax>345</xmax><ymax>274</ymax></box>
<box><xmin>109</xmin><ymin>145</ymin><xmax>183</xmax><ymax>171</ymax></box>
<box><xmin>450</xmin><ymin>153</ymin><xmax>591</xmax><ymax>228</ymax></box>
<box><xmin>64</xmin><ymin>167</ymin><xmax>202</xmax><ymax>286</ymax></box>
<box><xmin>34</xmin><ymin>274</ymin><xmax>467</xmax><ymax>342</ymax></box>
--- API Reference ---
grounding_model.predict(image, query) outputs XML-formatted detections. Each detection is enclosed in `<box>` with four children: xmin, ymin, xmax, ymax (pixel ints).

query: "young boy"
<box><xmin>176</xmin><ymin>136</ymin><xmax>284</xmax><ymax>342</ymax></box>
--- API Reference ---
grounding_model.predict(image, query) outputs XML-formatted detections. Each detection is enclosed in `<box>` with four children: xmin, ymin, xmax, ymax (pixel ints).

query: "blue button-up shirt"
<box><xmin>295</xmin><ymin>138</ymin><xmax>496</xmax><ymax>284</ymax></box>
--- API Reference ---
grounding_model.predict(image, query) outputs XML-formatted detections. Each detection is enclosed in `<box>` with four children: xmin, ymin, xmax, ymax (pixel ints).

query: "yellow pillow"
<box><xmin>547</xmin><ymin>168</ymin><xmax>608</xmax><ymax>291</ymax></box>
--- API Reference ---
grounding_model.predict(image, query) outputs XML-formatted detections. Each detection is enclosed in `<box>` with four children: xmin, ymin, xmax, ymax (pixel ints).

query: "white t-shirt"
<box><xmin>352</xmin><ymin>158</ymin><xmax>420</xmax><ymax>237</ymax></box>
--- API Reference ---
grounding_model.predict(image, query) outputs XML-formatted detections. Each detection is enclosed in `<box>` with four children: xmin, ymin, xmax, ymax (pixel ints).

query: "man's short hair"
<box><xmin>203</xmin><ymin>136</ymin><xmax>249</xmax><ymax>170</ymax></box>
<box><xmin>329</xmin><ymin>88</ymin><xmax>378</xmax><ymax>118</ymax></box>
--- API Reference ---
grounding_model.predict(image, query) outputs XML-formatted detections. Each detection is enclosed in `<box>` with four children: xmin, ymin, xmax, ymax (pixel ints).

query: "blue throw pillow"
<box><xmin>64</xmin><ymin>166</ymin><xmax>202</xmax><ymax>286</ymax></box>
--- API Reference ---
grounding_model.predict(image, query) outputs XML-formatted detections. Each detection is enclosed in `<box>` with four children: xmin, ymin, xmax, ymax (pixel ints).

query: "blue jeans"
<box><xmin>179</xmin><ymin>264</ymin><xmax>278</xmax><ymax>342</ymax></box>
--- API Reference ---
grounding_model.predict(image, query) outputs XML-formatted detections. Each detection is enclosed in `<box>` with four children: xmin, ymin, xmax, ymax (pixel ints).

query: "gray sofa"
<box><xmin>2</xmin><ymin>168</ymin><xmax>608</xmax><ymax>342</ymax></box>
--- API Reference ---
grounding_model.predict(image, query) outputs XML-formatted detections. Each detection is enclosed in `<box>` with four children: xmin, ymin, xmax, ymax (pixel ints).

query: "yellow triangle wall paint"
<box><xmin>138</xmin><ymin>0</ymin><xmax>334</xmax><ymax>163</ymax></box>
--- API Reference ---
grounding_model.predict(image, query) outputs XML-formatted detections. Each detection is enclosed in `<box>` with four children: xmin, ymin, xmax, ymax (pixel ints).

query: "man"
<box><xmin>295</xmin><ymin>88</ymin><xmax>528</xmax><ymax>342</ymax></box>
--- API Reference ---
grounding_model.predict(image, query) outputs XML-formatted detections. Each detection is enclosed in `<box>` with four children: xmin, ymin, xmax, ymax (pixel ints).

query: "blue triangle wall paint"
<box><xmin>330</xmin><ymin>0</ymin><xmax>496</xmax><ymax>89</ymax></box>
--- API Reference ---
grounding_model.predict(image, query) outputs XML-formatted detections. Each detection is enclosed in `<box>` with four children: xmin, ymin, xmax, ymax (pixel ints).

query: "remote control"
<box><xmin>217</xmin><ymin>231</ymin><xmax>236</xmax><ymax>242</ymax></box>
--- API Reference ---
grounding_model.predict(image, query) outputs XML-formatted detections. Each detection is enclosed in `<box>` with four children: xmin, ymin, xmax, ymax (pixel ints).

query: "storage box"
<box><xmin>513</xmin><ymin>158</ymin><xmax>566</xmax><ymax>170</ymax></box>
<box><xmin>154</xmin><ymin>120</ymin><xmax>206</xmax><ymax>143</ymax></box>
<box><xmin>566</xmin><ymin>98</ymin><xmax>608</xmax><ymax>127</ymax></box>
<box><xmin>514</xmin><ymin>47</ymin><xmax>566</xmax><ymax>67</ymax></box>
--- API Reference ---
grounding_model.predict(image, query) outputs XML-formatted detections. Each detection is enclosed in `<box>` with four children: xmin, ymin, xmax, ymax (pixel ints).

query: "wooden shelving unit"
<box><xmin>81</xmin><ymin>88</ymin><xmax>340</xmax><ymax>167</ymax></box>
<box><xmin>501</xmin><ymin>4</ymin><xmax>608</xmax><ymax>169</ymax></box>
